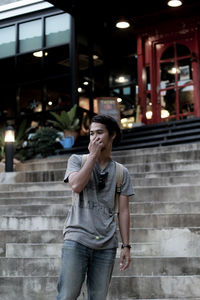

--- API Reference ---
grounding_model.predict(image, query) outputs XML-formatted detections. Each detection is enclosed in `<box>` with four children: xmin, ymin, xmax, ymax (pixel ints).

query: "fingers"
<box><xmin>88</xmin><ymin>136</ymin><xmax>103</xmax><ymax>154</ymax></box>
<box><xmin>120</xmin><ymin>251</ymin><xmax>131</xmax><ymax>271</ymax></box>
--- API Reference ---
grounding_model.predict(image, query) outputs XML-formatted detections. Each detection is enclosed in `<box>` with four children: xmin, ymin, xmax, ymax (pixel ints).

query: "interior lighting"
<box><xmin>115</xmin><ymin>76</ymin><xmax>129</xmax><ymax>83</ymax></box>
<box><xmin>161</xmin><ymin>109</ymin><xmax>170</xmax><ymax>118</ymax></box>
<box><xmin>117</xmin><ymin>98</ymin><xmax>122</xmax><ymax>103</ymax></box>
<box><xmin>78</xmin><ymin>87</ymin><xmax>83</xmax><ymax>93</ymax></box>
<box><xmin>168</xmin><ymin>67</ymin><xmax>180</xmax><ymax>74</ymax></box>
<box><xmin>93</xmin><ymin>55</ymin><xmax>99</xmax><ymax>60</ymax></box>
<box><xmin>33</xmin><ymin>51</ymin><xmax>48</xmax><ymax>58</ymax></box>
<box><xmin>48</xmin><ymin>101</ymin><xmax>53</xmax><ymax>106</ymax></box>
<box><xmin>167</xmin><ymin>0</ymin><xmax>182</xmax><ymax>7</ymax></box>
<box><xmin>146</xmin><ymin>111</ymin><xmax>153</xmax><ymax>119</ymax></box>
<box><xmin>116</xmin><ymin>21</ymin><xmax>130</xmax><ymax>29</ymax></box>
<box><xmin>83</xmin><ymin>81</ymin><xmax>89</xmax><ymax>86</ymax></box>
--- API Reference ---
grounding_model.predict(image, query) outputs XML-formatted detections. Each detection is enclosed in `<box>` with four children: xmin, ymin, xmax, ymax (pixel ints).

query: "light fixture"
<box><xmin>83</xmin><ymin>81</ymin><xmax>89</xmax><ymax>86</ymax></box>
<box><xmin>161</xmin><ymin>109</ymin><xmax>170</xmax><ymax>118</ymax></box>
<box><xmin>33</xmin><ymin>51</ymin><xmax>48</xmax><ymax>58</ymax></box>
<box><xmin>146</xmin><ymin>111</ymin><xmax>153</xmax><ymax>120</ymax></box>
<box><xmin>116</xmin><ymin>20</ymin><xmax>130</xmax><ymax>29</ymax></box>
<box><xmin>4</xmin><ymin>126</ymin><xmax>15</xmax><ymax>172</ymax></box>
<box><xmin>93</xmin><ymin>54</ymin><xmax>99</xmax><ymax>60</ymax></box>
<box><xmin>48</xmin><ymin>101</ymin><xmax>53</xmax><ymax>106</ymax></box>
<box><xmin>115</xmin><ymin>76</ymin><xmax>129</xmax><ymax>83</ymax></box>
<box><xmin>167</xmin><ymin>0</ymin><xmax>182</xmax><ymax>7</ymax></box>
<box><xmin>168</xmin><ymin>67</ymin><xmax>180</xmax><ymax>74</ymax></box>
<box><xmin>78</xmin><ymin>87</ymin><xmax>83</xmax><ymax>93</ymax></box>
<box><xmin>117</xmin><ymin>98</ymin><xmax>122</xmax><ymax>103</ymax></box>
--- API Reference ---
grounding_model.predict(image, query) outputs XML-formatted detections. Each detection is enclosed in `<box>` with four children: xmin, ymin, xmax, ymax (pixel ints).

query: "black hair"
<box><xmin>91</xmin><ymin>114</ymin><xmax>121</xmax><ymax>146</ymax></box>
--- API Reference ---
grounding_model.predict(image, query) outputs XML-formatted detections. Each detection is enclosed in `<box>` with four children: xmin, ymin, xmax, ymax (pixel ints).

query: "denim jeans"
<box><xmin>56</xmin><ymin>240</ymin><xmax>117</xmax><ymax>300</ymax></box>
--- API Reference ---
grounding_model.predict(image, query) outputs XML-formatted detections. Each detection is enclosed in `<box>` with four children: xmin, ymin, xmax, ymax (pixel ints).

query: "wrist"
<box><xmin>121</xmin><ymin>243</ymin><xmax>131</xmax><ymax>249</ymax></box>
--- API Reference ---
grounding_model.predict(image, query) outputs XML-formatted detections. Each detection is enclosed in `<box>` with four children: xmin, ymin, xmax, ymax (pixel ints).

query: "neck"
<box><xmin>97</xmin><ymin>148</ymin><xmax>111</xmax><ymax>169</ymax></box>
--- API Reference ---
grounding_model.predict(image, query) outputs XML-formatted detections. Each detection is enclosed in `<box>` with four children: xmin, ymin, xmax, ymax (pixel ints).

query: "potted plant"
<box><xmin>48</xmin><ymin>104</ymin><xmax>80</xmax><ymax>148</ymax></box>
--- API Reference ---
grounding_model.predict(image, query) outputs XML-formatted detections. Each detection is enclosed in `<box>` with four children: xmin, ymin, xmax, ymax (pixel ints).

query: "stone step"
<box><xmin>0</xmin><ymin>190</ymin><xmax>70</xmax><ymax>198</ymax></box>
<box><xmin>0</xmin><ymin>204</ymin><xmax>71</xmax><ymax>216</ymax></box>
<box><xmin>1</xmin><ymin>213</ymin><xmax>200</xmax><ymax>230</ymax></box>
<box><xmin>114</xmin><ymin>150</ymin><xmax>200</xmax><ymax>165</ymax></box>
<box><xmin>13</xmin><ymin>157</ymin><xmax>200</xmax><ymax>176</ymax></box>
<box><xmin>126</xmin><ymin>160</ymin><xmax>200</xmax><ymax>173</ymax></box>
<box><xmin>1</xmin><ymin>227</ymin><xmax>199</xmax><ymax>246</ymax></box>
<box><xmin>15</xmin><ymin>150</ymin><xmax>200</xmax><ymax>172</ymax></box>
<box><xmin>1</xmin><ymin>227</ymin><xmax>199</xmax><ymax>258</ymax></box>
<box><xmin>131</xmin><ymin>169</ymin><xmax>200</xmax><ymax>178</ymax></box>
<box><xmin>2</xmin><ymin>168</ymin><xmax>200</xmax><ymax>184</ymax></box>
<box><xmin>108</xmin><ymin>275</ymin><xmax>200</xmax><ymax>299</ymax></box>
<box><xmin>14</xmin><ymin>143</ymin><xmax>200</xmax><ymax>172</ymax></box>
<box><xmin>1</xmin><ymin>257</ymin><xmax>200</xmax><ymax>277</ymax></box>
<box><xmin>0</xmin><ymin>196</ymin><xmax>71</xmax><ymax>205</ymax></box>
<box><xmin>0</xmin><ymin>184</ymin><xmax>200</xmax><ymax>202</ymax></box>
<box><xmin>1</xmin><ymin>275</ymin><xmax>200</xmax><ymax>300</ymax></box>
<box><xmin>133</xmin><ymin>176</ymin><xmax>200</xmax><ymax>186</ymax></box>
<box><xmin>0</xmin><ymin>181</ymin><xmax>68</xmax><ymax>192</ymax></box>
<box><xmin>4</xmin><ymin>234</ymin><xmax>200</xmax><ymax>257</ymax></box>
<box><xmin>134</xmin><ymin>186</ymin><xmax>200</xmax><ymax>202</ymax></box>
<box><xmin>0</xmin><ymin>201</ymin><xmax>200</xmax><ymax>215</ymax></box>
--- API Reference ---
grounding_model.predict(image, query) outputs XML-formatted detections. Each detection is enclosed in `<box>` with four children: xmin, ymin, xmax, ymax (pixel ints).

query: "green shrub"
<box><xmin>25</xmin><ymin>127</ymin><xmax>61</xmax><ymax>158</ymax></box>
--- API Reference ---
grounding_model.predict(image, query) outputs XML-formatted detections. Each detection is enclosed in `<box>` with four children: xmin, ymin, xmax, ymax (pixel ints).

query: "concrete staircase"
<box><xmin>1</xmin><ymin>143</ymin><xmax>200</xmax><ymax>299</ymax></box>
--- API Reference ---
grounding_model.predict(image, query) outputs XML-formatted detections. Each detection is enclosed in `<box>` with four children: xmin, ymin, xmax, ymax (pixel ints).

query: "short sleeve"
<box><xmin>63</xmin><ymin>154</ymin><xmax>82</xmax><ymax>183</ymax></box>
<box><xmin>120</xmin><ymin>166</ymin><xmax>135</xmax><ymax>196</ymax></box>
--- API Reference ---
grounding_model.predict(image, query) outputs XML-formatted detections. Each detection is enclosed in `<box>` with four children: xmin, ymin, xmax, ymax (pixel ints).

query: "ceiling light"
<box><xmin>78</xmin><ymin>87</ymin><xmax>83</xmax><ymax>93</ymax></box>
<box><xmin>168</xmin><ymin>67</ymin><xmax>180</xmax><ymax>74</ymax></box>
<box><xmin>116</xmin><ymin>21</ymin><xmax>130</xmax><ymax>29</ymax></box>
<box><xmin>83</xmin><ymin>81</ymin><xmax>89</xmax><ymax>86</ymax></box>
<box><xmin>33</xmin><ymin>51</ymin><xmax>48</xmax><ymax>58</ymax></box>
<box><xmin>115</xmin><ymin>76</ymin><xmax>129</xmax><ymax>83</ymax></box>
<box><xmin>93</xmin><ymin>54</ymin><xmax>99</xmax><ymax>60</ymax></box>
<box><xmin>167</xmin><ymin>0</ymin><xmax>182</xmax><ymax>7</ymax></box>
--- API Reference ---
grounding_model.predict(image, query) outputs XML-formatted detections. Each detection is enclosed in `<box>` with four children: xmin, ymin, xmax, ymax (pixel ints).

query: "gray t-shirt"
<box><xmin>63</xmin><ymin>154</ymin><xmax>134</xmax><ymax>249</ymax></box>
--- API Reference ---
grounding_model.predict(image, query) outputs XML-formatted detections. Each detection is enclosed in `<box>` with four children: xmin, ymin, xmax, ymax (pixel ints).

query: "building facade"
<box><xmin>0</xmin><ymin>0</ymin><xmax>200</xmax><ymax>134</ymax></box>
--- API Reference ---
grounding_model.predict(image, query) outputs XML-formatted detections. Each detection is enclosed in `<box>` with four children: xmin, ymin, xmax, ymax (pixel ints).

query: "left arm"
<box><xmin>118</xmin><ymin>194</ymin><xmax>131</xmax><ymax>271</ymax></box>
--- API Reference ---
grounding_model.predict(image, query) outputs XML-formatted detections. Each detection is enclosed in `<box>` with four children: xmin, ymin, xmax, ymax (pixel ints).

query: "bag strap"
<box><xmin>115</xmin><ymin>161</ymin><xmax>124</xmax><ymax>213</ymax></box>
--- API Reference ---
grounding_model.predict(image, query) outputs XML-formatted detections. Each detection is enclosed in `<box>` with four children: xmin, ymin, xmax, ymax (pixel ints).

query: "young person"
<box><xmin>56</xmin><ymin>114</ymin><xmax>134</xmax><ymax>300</ymax></box>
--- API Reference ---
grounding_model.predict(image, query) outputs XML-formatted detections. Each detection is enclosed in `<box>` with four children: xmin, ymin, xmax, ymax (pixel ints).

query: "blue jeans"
<box><xmin>56</xmin><ymin>240</ymin><xmax>117</xmax><ymax>300</ymax></box>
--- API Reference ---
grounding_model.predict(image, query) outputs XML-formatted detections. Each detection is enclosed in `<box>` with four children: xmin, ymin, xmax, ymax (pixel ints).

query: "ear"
<box><xmin>111</xmin><ymin>131</ymin><xmax>116</xmax><ymax>141</ymax></box>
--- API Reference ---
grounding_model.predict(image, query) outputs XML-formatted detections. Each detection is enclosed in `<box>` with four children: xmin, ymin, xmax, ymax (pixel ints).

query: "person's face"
<box><xmin>89</xmin><ymin>122</ymin><xmax>115</xmax><ymax>150</ymax></box>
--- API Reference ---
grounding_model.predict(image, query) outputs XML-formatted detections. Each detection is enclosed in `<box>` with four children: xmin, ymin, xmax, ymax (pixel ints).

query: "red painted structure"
<box><xmin>137</xmin><ymin>17</ymin><xmax>200</xmax><ymax>124</ymax></box>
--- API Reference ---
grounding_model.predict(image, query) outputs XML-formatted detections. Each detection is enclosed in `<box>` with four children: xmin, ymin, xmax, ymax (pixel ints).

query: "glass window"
<box><xmin>178</xmin><ymin>58</ymin><xmax>192</xmax><ymax>86</ymax></box>
<box><xmin>179</xmin><ymin>85</ymin><xmax>194</xmax><ymax>114</ymax></box>
<box><xmin>146</xmin><ymin>93</ymin><xmax>152</xmax><ymax>120</ymax></box>
<box><xmin>0</xmin><ymin>26</ymin><xmax>15</xmax><ymax>58</ymax></box>
<box><xmin>43</xmin><ymin>45</ymin><xmax>70</xmax><ymax>78</ymax></box>
<box><xmin>45</xmin><ymin>13</ymin><xmax>70</xmax><ymax>47</ymax></box>
<box><xmin>17</xmin><ymin>52</ymin><xmax>42</xmax><ymax>84</ymax></box>
<box><xmin>19</xmin><ymin>83</ymin><xmax>42</xmax><ymax>116</ymax></box>
<box><xmin>19</xmin><ymin>19</ymin><xmax>42</xmax><ymax>53</ymax></box>
<box><xmin>161</xmin><ymin>45</ymin><xmax>174</xmax><ymax>60</ymax></box>
<box><xmin>46</xmin><ymin>76</ymin><xmax>70</xmax><ymax>111</ymax></box>
<box><xmin>160</xmin><ymin>61</ymin><xmax>175</xmax><ymax>87</ymax></box>
<box><xmin>162</xmin><ymin>88</ymin><xmax>176</xmax><ymax>116</ymax></box>
<box><xmin>146</xmin><ymin>66</ymin><xmax>151</xmax><ymax>90</ymax></box>
<box><xmin>176</xmin><ymin>44</ymin><xmax>191</xmax><ymax>57</ymax></box>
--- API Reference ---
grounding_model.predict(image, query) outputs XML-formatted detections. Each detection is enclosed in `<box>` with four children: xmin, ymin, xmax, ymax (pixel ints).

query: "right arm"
<box><xmin>68</xmin><ymin>136</ymin><xmax>102</xmax><ymax>193</ymax></box>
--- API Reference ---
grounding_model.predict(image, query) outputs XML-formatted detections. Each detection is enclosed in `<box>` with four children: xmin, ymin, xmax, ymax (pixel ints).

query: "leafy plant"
<box><xmin>26</xmin><ymin>127</ymin><xmax>61</xmax><ymax>158</ymax></box>
<box><xmin>48</xmin><ymin>104</ymin><xmax>80</xmax><ymax>131</ymax></box>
